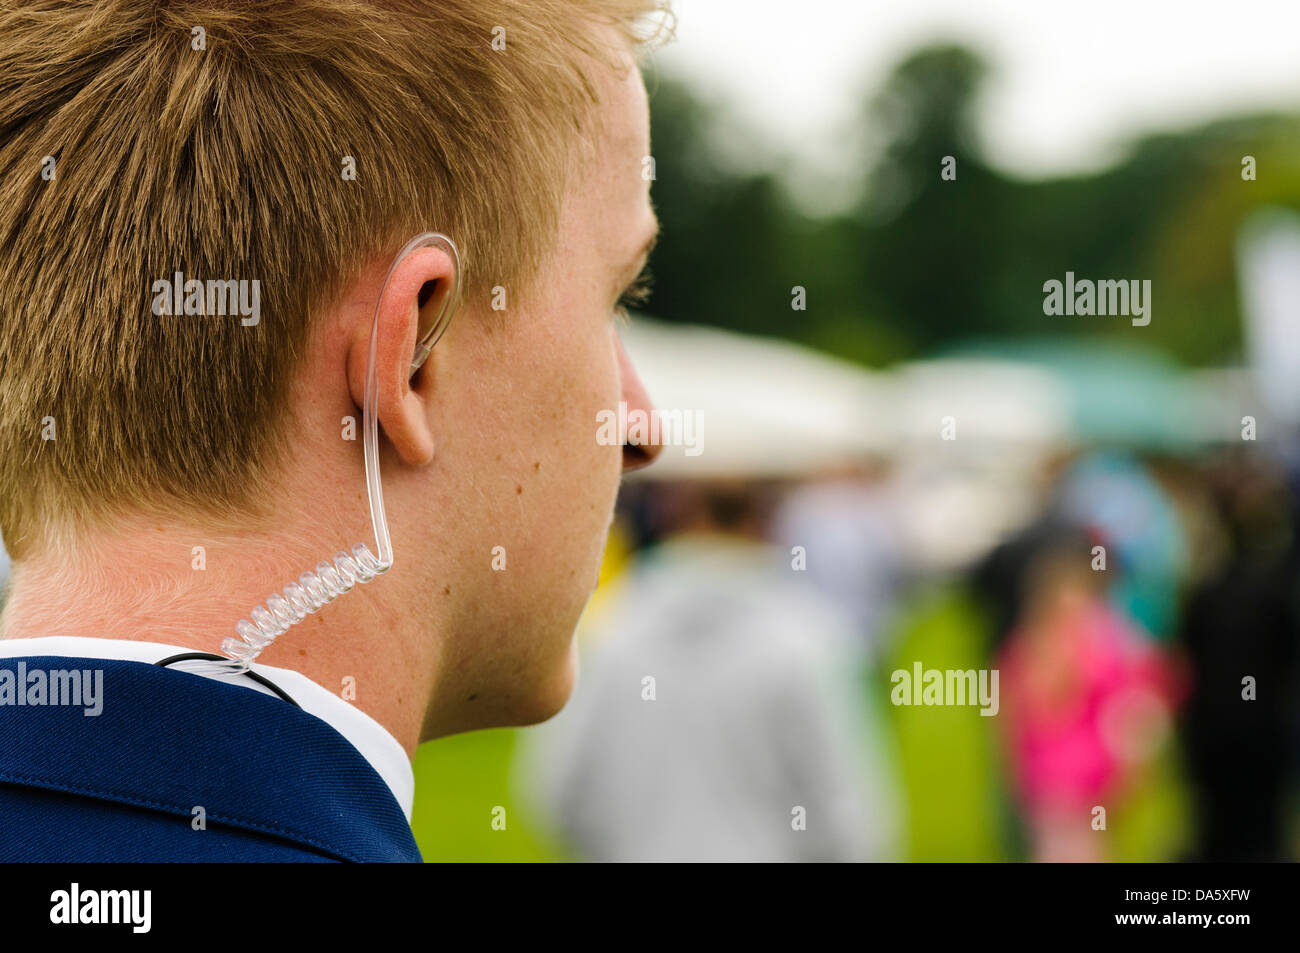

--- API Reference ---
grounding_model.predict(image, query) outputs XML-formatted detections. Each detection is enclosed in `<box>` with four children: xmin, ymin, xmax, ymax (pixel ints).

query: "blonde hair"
<box><xmin>0</xmin><ymin>0</ymin><xmax>672</xmax><ymax>559</ymax></box>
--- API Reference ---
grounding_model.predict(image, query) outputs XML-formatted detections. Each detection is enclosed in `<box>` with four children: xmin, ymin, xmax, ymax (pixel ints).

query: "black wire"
<box><xmin>155</xmin><ymin>652</ymin><xmax>301</xmax><ymax>709</ymax></box>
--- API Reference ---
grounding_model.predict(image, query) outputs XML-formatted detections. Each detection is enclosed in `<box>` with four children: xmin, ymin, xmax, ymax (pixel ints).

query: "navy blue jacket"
<box><xmin>0</xmin><ymin>655</ymin><xmax>422</xmax><ymax>862</ymax></box>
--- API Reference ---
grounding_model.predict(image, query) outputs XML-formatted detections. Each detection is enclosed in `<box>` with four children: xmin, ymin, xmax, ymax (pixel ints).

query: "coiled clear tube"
<box><xmin>194</xmin><ymin>232</ymin><xmax>461</xmax><ymax>674</ymax></box>
<box><xmin>218</xmin><ymin>543</ymin><xmax>389</xmax><ymax>664</ymax></box>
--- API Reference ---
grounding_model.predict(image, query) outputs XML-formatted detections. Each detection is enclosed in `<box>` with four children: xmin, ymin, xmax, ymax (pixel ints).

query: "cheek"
<box><xmin>543</xmin><ymin>327</ymin><xmax>625</xmax><ymax>567</ymax></box>
<box><xmin>508</xmin><ymin>325</ymin><xmax>622</xmax><ymax>632</ymax></box>
<box><xmin>560</xmin><ymin>324</ymin><xmax>624</xmax><ymax>490</ymax></box>
<box><xmin>481</xmin><ymin>298</ymin><xmax>625</xmax><ymax>550</ymax></box>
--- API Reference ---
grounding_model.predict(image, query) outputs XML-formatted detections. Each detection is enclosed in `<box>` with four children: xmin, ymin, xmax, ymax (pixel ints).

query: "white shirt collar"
<box><xmin>0</xmin><ymin>635</ymin><xmax>414</xmax><ymax>821</ymax></box>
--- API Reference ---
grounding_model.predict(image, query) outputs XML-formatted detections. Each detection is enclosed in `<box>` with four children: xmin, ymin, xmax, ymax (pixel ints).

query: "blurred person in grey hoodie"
<box><xmin>522</xmin><ymin>480</ymin><xmax>901</xmax><ymax>862</ymax></box>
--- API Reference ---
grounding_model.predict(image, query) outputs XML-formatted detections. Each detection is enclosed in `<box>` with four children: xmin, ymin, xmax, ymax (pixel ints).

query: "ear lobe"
<box><xmin>346</xmin><ymin>245</ymin><xmax>457</xmax><ymax>467</ymax></box>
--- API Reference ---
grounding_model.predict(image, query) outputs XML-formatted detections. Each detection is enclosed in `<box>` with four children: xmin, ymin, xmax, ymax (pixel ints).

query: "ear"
<box><xmin>346</xmin><ymin>244</ymin><xmax>458</xmax><ymax>466</ymax></box>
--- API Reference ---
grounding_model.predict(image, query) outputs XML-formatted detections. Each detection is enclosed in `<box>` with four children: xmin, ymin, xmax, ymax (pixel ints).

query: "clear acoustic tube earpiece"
<box><xmin>195</xmin><ymin>232</ymin><xmax>461</xmax><ymax>674</ymax></box>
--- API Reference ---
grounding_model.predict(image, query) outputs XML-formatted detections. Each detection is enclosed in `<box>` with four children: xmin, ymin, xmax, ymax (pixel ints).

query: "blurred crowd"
<box><xmin>519</xmin><ymin>445</ymin><xmax>1300</xmax><ymax>862</ymax></box>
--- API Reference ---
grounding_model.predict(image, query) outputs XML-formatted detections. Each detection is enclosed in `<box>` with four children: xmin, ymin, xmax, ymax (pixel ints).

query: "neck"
<box><xmin>0</xmin><ymin>515</ymin><xmax>439</xmax><ymax>759</ymax></box>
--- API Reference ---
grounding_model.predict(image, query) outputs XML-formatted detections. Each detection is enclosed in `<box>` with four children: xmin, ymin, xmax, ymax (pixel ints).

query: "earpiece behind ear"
<box><xmin>405</xmin><ymin>232</ymin><xmax>463</xmax><ymax>375</ymax></box>
<box><xmin>216</xmin><ymin>232</ymin><xmax>461</xmax><ymax>670</ymax></box>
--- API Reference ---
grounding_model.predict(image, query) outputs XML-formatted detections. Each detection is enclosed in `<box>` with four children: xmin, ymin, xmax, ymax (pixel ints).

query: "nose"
<box><xmin>615</xmin><ymin>333</ymin><xmax>662</xmax><ymax>471</ymax></box>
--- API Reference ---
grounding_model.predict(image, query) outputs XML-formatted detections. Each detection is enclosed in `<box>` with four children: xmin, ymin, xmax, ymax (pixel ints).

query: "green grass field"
<box><xmin>412</xmin><ymin>727</ymin><xmax>567</xmax><ymax>862</ymax></box>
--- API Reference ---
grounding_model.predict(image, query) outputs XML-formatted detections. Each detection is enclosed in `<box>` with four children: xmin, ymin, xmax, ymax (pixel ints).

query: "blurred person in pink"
<box><xmin>996</xmin><ymin>548</ymin><xmax>1178</xmax><ymax>862</ymax></box>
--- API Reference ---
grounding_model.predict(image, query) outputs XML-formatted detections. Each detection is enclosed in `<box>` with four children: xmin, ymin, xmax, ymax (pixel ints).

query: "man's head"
<box><xmin>0</xmin><ymin>0</ymin><xmax>670</xmax><ymax>741</ymax></box>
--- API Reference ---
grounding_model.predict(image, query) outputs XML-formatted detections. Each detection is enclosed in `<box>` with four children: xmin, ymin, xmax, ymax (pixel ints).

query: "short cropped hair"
<box><xmin>0</xmin><ymin>0</ymin><xmax>670</xmax><ymax>558</ymax></box>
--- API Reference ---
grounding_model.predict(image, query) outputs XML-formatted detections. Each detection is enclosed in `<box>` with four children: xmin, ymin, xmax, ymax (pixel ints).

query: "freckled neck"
<box><xmin>0</xmin><ymin>521</ymin><xmax>440</xmax><ymax>759</ymax></box>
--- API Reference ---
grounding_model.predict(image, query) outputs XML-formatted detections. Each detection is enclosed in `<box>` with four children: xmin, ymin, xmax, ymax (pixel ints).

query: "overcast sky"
<box><xmin>655</xmin><ymin>0</ymin><xmax>1300</xmax><ymax>201</ymax></box>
